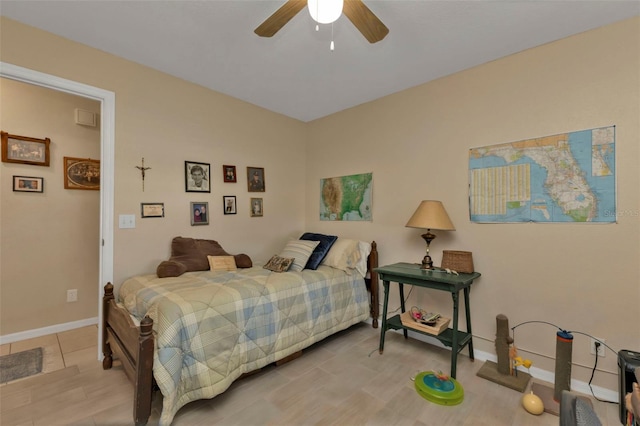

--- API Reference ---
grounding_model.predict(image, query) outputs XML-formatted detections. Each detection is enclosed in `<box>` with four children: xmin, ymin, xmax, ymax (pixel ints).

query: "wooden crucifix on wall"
<box><xmin>135</xmin><ymin>157</ymin><xmax>151</xmax><ymax>191</ymax></box>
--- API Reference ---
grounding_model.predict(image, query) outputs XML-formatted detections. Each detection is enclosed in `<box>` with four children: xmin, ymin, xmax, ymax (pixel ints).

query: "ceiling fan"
<box><xmin>254</xmin><ymin>0</ymin><xmax>389</xmax><ymax>44</ymax></box>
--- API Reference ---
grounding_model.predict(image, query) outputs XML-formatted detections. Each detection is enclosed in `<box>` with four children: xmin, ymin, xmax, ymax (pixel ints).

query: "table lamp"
<box><xmin>406</xmin><ymin>200</ymin><xmax>455</xmax><ymax>269</ymax></box>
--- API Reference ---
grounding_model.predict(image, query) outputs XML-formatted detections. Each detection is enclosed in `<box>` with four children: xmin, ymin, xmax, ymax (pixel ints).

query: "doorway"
<box><xmin>0</xmin><ymin>62</ymin><xmax>115</xmax><ymax>357</ymax></box>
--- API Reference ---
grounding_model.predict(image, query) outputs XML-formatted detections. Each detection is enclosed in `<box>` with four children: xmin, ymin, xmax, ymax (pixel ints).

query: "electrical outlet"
<box><xmin>67</xmin><ymin>289</ymin><xmax>78</xmax><ymax>302</ymax></box>
<box><xmin>590</xmin><ymin>337</ymin><xmax>605</xmax><ymax>357</ymax></box>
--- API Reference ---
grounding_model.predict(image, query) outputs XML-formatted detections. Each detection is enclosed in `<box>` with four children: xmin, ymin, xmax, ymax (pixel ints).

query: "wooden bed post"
<box><xmin>102</xmin><ymin>282</ymin><xmax>114</xmax><ymax>369</ymax></box>
<box><xmin>134</xmin><ymin>316</ymin><xmax>154</xmax><ymax>426</ymax></box>
<box><xmin>368</xmin><ymin>241</ymin><xmax>379</xmax><ymax>328</ymax></box>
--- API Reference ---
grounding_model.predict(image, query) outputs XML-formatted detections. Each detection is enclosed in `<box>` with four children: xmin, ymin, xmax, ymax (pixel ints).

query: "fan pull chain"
<box><xmin>330</xmin><ymin>23</ymin><xmax>335</xmax><ymax>51</ymax></box>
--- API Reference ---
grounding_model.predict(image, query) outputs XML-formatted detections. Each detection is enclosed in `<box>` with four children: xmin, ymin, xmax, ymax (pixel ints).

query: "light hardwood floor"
<box><xmin>0</xmin><ymin>323</ymin><xmax>622</xmax><ymax>425</ymax></box>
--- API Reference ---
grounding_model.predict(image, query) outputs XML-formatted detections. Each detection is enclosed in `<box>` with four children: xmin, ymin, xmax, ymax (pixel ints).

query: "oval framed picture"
<box><xmin>64</xmin><ymin>157</ymin><xmax>100</xmax><ymax>190</ymax></box>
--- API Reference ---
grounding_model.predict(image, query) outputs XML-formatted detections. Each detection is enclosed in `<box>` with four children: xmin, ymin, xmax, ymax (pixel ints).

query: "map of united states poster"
<box><xmin>469</xmin><ymin>126</ymin><xmax>615</xmax><ymax>223</ymax></box>
<box><xmin>320</xmin><ymin>173</ymin><xmax>372</xmax><ymax>221</ymax></box>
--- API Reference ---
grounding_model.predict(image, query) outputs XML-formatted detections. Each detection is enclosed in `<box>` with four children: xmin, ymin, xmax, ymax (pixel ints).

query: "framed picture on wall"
<box><xmin>141</xmin><ymin>203</ymin><xmax>164</xmax><ymax>218</ymax></box>
<box><xmin>185</xmin><ymin>161</ymin><xmax>211</xmax><ymax>192</ymax></box>
<box><xmin>223</xmin><ymin>196</ymin><xmax>236</xmax><ymax>215</ymax></box>
<box><xmin>13</xmin><ymin>175</ymin><xmax>44</xmax><ymax>193</ymax></box>
<box><xmin>250</xmin><ymin>198</ymin><xmax>263</xmax><ymax>217</ymax></box>
<box><xmin>247</xmin><ymin>167</ymin><xmax>265</xmax><ymax>192</ymax></box>
<box><xmin>64</xmin><ymin>156</ymin><xmax>100</xmax><ymax>190</ymax></box>
<box><xmin>1</xmin><ymin>131</ymin><xmax>51</xmax><ymax>166</ymax></box>
<box><xmin>190</xmin><ymin>201</ymin><xmax>209</xmax><ymax>225</ymax></box>
<box><xmin>223</xmin><ymin>165</ymin><xmax>237</xmax><ymax>183</ymax></box>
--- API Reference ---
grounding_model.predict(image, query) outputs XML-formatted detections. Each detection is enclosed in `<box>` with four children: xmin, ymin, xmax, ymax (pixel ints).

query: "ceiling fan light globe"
<box><xmin>308</xmin><ymin>0</ymin><xmax>343</xmax><ymax>24</ymax></box>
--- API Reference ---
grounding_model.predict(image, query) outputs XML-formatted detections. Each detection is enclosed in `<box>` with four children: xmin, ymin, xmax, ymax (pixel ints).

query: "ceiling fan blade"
<box><xmin>343</xmin><ymin>0</ymin><xmax>389</xmax><ymax>43</ymax></box>
<box><xmin>254</xmin><ymin>0</ymin><xmax>307</xmax><ymax>37</ymax></box>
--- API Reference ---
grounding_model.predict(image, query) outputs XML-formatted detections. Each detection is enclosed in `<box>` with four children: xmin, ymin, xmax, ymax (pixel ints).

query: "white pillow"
<box><xmin>321</xmin><ymin>238</ymin><xmax>361</xmax><ymax>272</ymax></box>
<box><xmin>279</xmin><ymin>240</ymin><xmax>320</xmax><ymax>272</ymax></box>
<box><xmin>355</xmin><ymin>241</ymin><xmax>372</xmax><ymax>277</ymax></box>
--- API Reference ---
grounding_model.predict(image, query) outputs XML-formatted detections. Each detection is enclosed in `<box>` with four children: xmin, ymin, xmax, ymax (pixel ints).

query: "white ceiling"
<box><xmin>2</xmin><ymin>1</ymin><xmax>638</xmax><ymax>122</ymax></box>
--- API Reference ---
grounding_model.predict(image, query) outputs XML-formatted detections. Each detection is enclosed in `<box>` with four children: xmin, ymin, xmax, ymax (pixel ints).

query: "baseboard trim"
<box><xmin>382</xmin><ymin>326</ymin><xmax>620</xmax><ymax>402</ymax></box>
<box><xmin>471</xmin><ymin>347</ymin><xmax>619</xmax><ymax>402</ymax></box>
<box><xmin>0</xmin><ymin>317</ymin><xmax>99</xmax><ymax>345</ymax></box>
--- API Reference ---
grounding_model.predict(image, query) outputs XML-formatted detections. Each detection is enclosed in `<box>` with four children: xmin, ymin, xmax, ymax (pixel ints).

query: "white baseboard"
<box><xmin>471</xmin><ymin>346</ymin><xmax>619</xmax><ymax>402</ymax></box>
<box><xmin>386</xmin><ymin>327</ymin><xmax>620</xmax><ymax>402</ymax></box>
<box><xmin>0</xmin><ymin>317</ymin><xmax>98</xmax><ymax>345</ymax></box>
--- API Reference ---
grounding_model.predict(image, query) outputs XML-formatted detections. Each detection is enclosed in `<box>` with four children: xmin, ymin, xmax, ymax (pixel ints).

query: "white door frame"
<box><xmin>1</xmin><ymin>62</ymin><xmax>115</xmax><ymax>358</ymax></box>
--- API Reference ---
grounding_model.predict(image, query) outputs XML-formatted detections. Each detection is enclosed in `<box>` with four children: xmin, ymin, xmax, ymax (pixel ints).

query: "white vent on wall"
<box><xmin>75</xmin><ymin>108</ymin><xmax>97</xmax><ymax>127</ymax></box>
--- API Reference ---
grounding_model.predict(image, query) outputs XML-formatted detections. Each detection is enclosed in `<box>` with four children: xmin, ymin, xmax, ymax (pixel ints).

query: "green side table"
<box><xmin>374</xmin><ymin>262</ymin><xmax>481</xmax><ymax>378</ymax></box>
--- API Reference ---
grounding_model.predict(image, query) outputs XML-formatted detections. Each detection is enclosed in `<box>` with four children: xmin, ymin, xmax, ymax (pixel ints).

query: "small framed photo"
<box><xmin>141</xmin><ymin>203</ymin><xmax>164</xmax><ymax>218</ymax></box>
<box><xmin>250</xmin><ymin>198</ymin><xmax>263</xmax><ymax>217</ymax></box>
<box><xmin>13</xmin><ymin>176</ymin><xmax>44</xmax><ymax>193</ymax></box>
<box><xmin>64</xmin><ymin>157</ymin><xmax>100</xmax><ymax>190</ymax></box>
<box><xmin>2</xmin><ymin>131</ymin><xmax>51</xmax><ymax>166</ymax></box>
<box><xmin>190</xmin><ymin>202</ymin><xmax>209</xmax><ymax>225</ymax></box>
<box><xmin>223</xmin><ymin>196</ymin><xmax>237</xmax><ymax>215</ymax></box>
<box><xmin>223</xmin><ymin>165</ymin><xmax>237</xmax><ymax>183</ymax></box>
<box><xmin>185</xmin><ymin>161</ymin><xmax>211</xmax><ymax>192</ymax></box>
<box><xmin>247</xmin><ymin>167</ymin><xmax>265</xmax><ymax>192</ymax></box>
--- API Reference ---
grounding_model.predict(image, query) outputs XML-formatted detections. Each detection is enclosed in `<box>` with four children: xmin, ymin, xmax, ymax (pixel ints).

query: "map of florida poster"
<box><xmin>469</xmin><ymin>126</ymin><xmax>615</xmax><ymax>223</ymax></box>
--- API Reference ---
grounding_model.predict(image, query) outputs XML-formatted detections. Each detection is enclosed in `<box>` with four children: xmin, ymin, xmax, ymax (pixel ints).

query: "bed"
<box><xmin>101</xmin><ymin>236</ymin><xmax>379</xmax><ymax>425</ymax></box>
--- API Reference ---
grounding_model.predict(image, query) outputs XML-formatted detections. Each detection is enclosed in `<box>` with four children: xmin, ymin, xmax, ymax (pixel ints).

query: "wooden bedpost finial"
<box><xmin>104</xmin><ymin>282</ymin><xmax>114</xmax><ymax>297</ymax></box>
<box><xmin>140</xmin><ymin>316</ymin><xmax>153</xmax><ymax>336</ymax></box>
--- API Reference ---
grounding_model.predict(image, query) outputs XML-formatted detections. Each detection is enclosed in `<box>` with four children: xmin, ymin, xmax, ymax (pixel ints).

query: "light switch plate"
<box><xmin>119</xmin><ymin>214</ymin><xmax>136</xmax><ymax>229</ymax></box>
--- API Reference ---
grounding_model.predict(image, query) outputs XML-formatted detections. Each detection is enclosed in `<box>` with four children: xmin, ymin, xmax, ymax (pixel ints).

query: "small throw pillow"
<box><xmin>321</xmin><ymin>238</ymin><xmax>361</xmax><ymax>272</ymax></box>
<box><xmin>300</xmin><ymin>232</ymin><xmax>338</xmax><ymax>270</ymax></box>
<box><xmin>279</xmin><ymin>239</ymin><xmax>320</xmax><ymax>272</ymax></box>
<box><xmin>208</xmin><ymin>255</ymin><xmax>237</xmax><ymax>271</ymax></box>
<box><xmin>263</xmin><ymin>255</ymin><xmax>294</xmax><ymax>272</ymax></box>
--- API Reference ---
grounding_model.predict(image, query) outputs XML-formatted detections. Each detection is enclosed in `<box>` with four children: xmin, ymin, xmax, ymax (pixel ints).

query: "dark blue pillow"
<box><xmin>300</xmin><ymin>232</ymin><xmax>338</xmax><ymax>270</ymax></box>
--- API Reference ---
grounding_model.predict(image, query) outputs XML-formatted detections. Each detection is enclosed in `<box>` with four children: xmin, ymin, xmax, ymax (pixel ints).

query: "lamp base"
<box><xmin>421</xmin><ymin>254</ymin><xmax>434</xmax><ymax>270</ymax></box>
<box><xmin>420</xmin><ymin>231</ymin><xmax>436</xmax><ymax>269</ymax></box>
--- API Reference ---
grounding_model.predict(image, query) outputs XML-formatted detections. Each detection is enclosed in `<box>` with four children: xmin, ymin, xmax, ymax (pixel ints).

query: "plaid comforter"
<box><xmin>118</xmin><ymin>265</ymin><xmax>370</xmax><ymax>425</ymax></box>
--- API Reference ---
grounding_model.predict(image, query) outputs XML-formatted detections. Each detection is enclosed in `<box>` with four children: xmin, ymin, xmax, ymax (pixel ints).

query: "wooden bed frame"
<box><xmin>102</xmin><ymin>241</ymin><xmax>379</xmax><ymax>425</ymax></box>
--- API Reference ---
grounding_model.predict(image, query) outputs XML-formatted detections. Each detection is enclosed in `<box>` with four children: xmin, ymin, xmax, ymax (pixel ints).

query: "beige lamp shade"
<box><xmin>405</xmin><ymin>200</ymin><xmax>455</xmax><ymax>231</ymax></box>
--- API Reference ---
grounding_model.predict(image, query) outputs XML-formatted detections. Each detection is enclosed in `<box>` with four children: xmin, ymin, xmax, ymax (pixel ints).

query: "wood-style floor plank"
<box><xmin>0</xmin><ymin>323</ymin><xmax>622</xmax><ymax>425</ymax></box>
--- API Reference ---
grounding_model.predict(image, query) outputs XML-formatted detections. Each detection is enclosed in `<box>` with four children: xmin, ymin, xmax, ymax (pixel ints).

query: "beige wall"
<box><xmin>0</xmin><ymin>17</ymin><xmax>308</xmax><ymax>334</ymax></box>
<box><xmin>306</xmin><ymin>17</ymin><xmax>640</xmax><ymax>391</ymax></box>
<box><xmin>0</xmin><ymin>79</ymin><xmax>100</xmax><ymax>333</ymax></box>
<box><xmin>1</xmin><ymin>16</ymin><xmax>638</xmax><ymax>393</ymax></box>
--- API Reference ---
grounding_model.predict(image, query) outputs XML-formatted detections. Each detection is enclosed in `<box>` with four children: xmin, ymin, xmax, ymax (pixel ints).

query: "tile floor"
<box><xmin>0</xmin><ymin>325</ymin><xmax>98</xmax><ymax>385</ymax></box>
